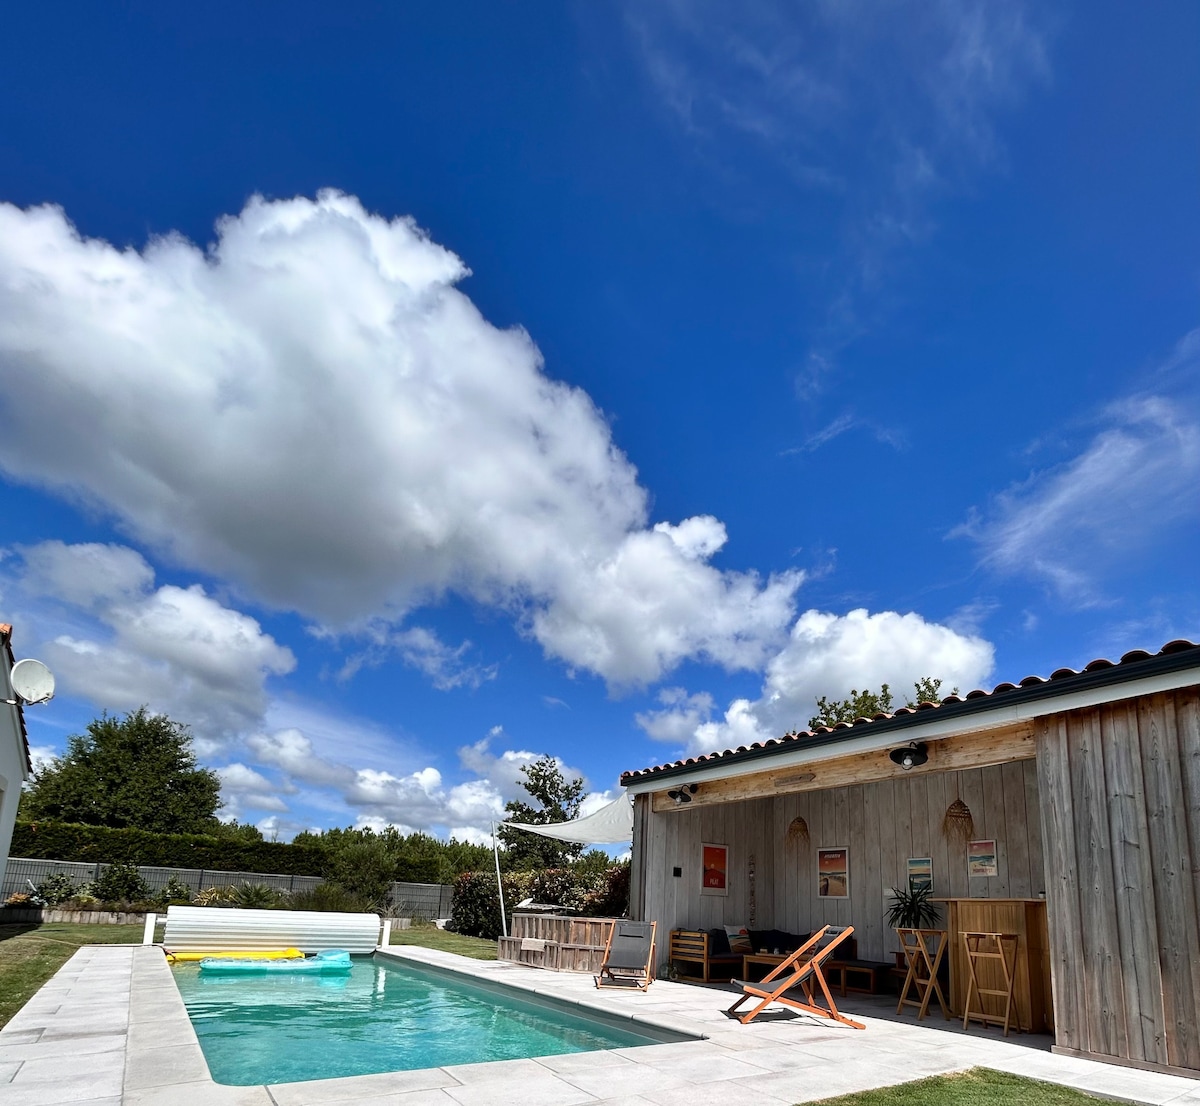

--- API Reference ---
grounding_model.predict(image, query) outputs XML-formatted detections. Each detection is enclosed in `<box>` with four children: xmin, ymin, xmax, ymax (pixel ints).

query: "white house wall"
<box><xmin>0</xmin><ymin>700</ymin><xmax>27</xmax><ymax>895</ymax></box>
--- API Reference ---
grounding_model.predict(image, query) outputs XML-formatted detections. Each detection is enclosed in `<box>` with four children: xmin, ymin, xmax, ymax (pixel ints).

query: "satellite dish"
<box><xmin>10</xmin><ymin>658</ymin><xmax>55</xmax><ymax>705</ymax></box>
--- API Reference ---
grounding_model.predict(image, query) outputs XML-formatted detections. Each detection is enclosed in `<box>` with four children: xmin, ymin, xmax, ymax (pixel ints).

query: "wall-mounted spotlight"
<box><xmin>888</xmin><ymin>742</ymin><xmax>929</xmax><ymax>771</ymax></box>
<box><xmin>667</xmin><ymin>784</ymin><xmax>699</xmax><ymax>804</ymax></box>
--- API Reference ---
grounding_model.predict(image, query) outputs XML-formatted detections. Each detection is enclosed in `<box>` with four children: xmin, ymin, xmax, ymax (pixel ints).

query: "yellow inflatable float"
<box><xmin>164</xmin><ymin>948</ymin><xmax>303</xmax><ymax>963</ymax></box>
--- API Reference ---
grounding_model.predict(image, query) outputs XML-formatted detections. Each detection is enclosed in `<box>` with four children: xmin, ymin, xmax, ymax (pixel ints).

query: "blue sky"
<box><xmin>1</xmin><ymin>2</ymin><xmax>1197</xmax><ymax>843</ymax></box>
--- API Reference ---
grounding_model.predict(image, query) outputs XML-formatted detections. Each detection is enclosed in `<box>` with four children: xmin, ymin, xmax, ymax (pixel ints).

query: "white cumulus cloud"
<box><xmin>232</xmin><ymin>724</ymin><xmax>604</xmax><ymax>840</ymax></box>
<box><xmin>5</xmin><ymin>541</ymin><xmax>295</xmax><ymax>746</ymax></box>
<box><xmin>643</xmin><ymin>607</ymin><xmax>995</xmax><ymax>755</ymax></box>
<box><xmin>0</xmin><ymin>193</ymin><xmax>800</xmax><ymax>686</ymax></box>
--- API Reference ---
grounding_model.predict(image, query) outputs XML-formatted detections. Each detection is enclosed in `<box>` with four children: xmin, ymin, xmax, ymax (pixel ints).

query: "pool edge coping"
<box><xmin>140</xmin><ymin>944</ymin><xmax>722</xmax><ymax>1104</ymax></box>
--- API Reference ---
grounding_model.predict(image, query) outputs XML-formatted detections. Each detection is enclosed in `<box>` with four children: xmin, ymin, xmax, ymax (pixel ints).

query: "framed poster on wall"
<box><xmin>701</xmin><ymin>842</ymin><xmax>728</xmax><ymax>896</ymax></box>
<box><xmin>907</xmin><ymin>857</ymin><xmax>933</xmax><ymax>894</ymax></box>
<box><xmin>968</xmin><ymin>840</ymin><xmax>998</xmax><ymax>878</ymax></box>
<box><xmin>817</xmin><ymin>846</ymin><xmax>849</xmax><ymax>898</ymax></box>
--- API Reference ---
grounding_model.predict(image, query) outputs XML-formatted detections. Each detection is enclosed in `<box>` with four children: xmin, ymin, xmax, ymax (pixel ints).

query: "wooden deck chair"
<box><xmin>595</xmin><ymin>920</ymin><xmax>657</xmax><ymax>991</ymax></box>
<box><xmin>725</xmin><ymin>924</ymin><xmax>865</xmax><ymax>1029</ymax></box>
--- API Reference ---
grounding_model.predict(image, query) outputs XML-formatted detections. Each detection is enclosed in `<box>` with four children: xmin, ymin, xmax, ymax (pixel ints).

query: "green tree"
<box><xmin>211</xmin><ymin>820</ymin><xmax>265</xmax><ymax>843</ymax></box>
<box><xmin>18</xmin><ymin>708</ymin><xmax>222</xmax><ymax>835</ymax></box>
<box><xmin>499</xmin><ymin>755</ymin><xmax>586</xmax><ymax>870</ymax></box>
<box><xmin>322</xmin><ymin>838</ymin><xmax>398</xmax><ymax>909</ymax></box>
<box><xmin>909</xmin><ymin>676</ymin><xmax>954</xmax><ymax>706</ymax></box>
<box><xmin>808</xmin><ymin>678</ymin><xmax>958</xmax><ymax>730</ymax></box>
<box><xmin>809</xmin><ymin>684</ymin><xmax>895</xmax><ymax>729</ymax></box>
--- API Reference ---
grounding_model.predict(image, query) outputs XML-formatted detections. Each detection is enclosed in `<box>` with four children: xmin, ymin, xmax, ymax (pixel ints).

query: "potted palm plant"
<box><xmin>885</xmin><ymin>884</ymin><xmax>941</xmax><ymax>967</ymax></box>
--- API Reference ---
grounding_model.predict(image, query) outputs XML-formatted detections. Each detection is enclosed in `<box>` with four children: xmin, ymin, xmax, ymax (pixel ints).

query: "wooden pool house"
<box><xmin>621</xmin><ymin>639</ymin><xmax>1200</xmax><ymax>1078</ymax></box>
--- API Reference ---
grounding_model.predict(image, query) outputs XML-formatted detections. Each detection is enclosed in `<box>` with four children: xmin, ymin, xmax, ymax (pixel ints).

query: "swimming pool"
<box><xmin>172</xmin><ymin>954</ymin><xmax>692</xmax><ymax>1085</ymax></box>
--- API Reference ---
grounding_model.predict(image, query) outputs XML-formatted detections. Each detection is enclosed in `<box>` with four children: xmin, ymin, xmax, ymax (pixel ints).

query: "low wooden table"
<box><xmin>828</xmin><ymin>959</ymin><xmax>896</xmax><ymax>996</ymax></box>
<box><xmin>741</xmin><ymin>952</ymin><xmax>789</xmax><ymax>981</ymax></box>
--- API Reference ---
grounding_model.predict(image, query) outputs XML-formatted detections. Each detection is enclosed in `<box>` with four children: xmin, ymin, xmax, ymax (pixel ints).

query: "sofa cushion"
<box><xmin>749</xmin><ymin>929</ymin><xmax>808</xmax><ymax>953</ymax></box>
<box><xmin>725</xmin><ymin>925</ymin><xmax>753</xmax><ymax>954</ymax></box>
<box><xmin>708</xmin><ymin>927</ymin><xmax>731</xmax><ymax>955</ymax></box>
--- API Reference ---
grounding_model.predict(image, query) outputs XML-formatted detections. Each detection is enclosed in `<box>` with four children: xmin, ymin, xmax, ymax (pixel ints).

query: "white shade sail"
<box><xmin>505</xmin><ymin>793</ymin><xmax>633</xmax><ymax>845</ymax></box>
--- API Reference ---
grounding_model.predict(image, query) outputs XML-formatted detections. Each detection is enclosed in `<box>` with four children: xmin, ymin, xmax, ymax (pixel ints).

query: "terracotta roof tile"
<box><xmin>620</xmin><ymin>637</ymin><xmax>1200</xmax><ymax>786</ymax></box>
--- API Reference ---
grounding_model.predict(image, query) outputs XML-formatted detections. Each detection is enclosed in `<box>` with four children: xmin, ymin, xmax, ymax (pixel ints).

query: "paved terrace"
<box><xmin>2</xmin><ymin>944</ymin><xmax>1199</xmax><ymax>1106</ymax></box>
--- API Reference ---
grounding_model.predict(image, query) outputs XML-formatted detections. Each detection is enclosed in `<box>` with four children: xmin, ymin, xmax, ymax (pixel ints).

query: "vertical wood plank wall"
<box><xmin>1036</xmin><ymin>689</ymin><xmax>1200</xmax><ymax>1074</ymax></box>
<box><xmin>636</xmin><ymin>757</ymin><xmax>1043</xmax><ymax>967</ymax></box>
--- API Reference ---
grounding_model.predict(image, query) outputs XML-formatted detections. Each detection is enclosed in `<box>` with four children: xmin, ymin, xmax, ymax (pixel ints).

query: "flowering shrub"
<box><xmin>92</xmin><ymin>862</ymin><xmax>150</xmax><ymax>903</ymax></box>
<box><xmin>160</xmin><ymin>876</ymin><xmax>193</xmax><ymax>904</ymax></box>
<box><xmin>34</xmin><ymin>872</ymin><xmax>79</xmax><ymax>906</ymax></box>
<box><xmin>447</xmin><ymin>864</ymin><xmax>629</xmax><ymax>939</ymax></box>
<box><xmin>448</xmin><ymin>870</ymin><xmax>532</xmax><ymax>940</ymax></box>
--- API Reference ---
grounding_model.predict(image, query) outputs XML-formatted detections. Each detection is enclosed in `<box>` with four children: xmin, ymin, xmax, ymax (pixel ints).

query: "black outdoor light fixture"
<box><xmin>667</xmin><ymin>784</ymin><xmax>699</xmax><ymax>804</ymax></box>
<box><xmin>888</xmin><ymin>742</ymin><xmax>929</xmax><ymax>771</ymax></box>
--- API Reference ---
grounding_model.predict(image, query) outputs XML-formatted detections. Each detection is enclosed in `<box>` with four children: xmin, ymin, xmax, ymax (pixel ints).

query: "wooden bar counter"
<box><xmin>936</xmin><ymin>898</ymin><xmax>1052</xmax><ymax>1034</ymax></box>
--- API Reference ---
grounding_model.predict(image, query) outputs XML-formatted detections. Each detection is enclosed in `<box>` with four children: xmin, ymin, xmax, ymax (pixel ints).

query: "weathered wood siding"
<box><xmin>636</xmin><ymin>758</ymin><xmax>1043</xmax><ymax>966</ymax></box>
<box><xmin>1036</xmin><ymin>689</ymin><xmax>1200</xmax><ymax>1074</ymax></box>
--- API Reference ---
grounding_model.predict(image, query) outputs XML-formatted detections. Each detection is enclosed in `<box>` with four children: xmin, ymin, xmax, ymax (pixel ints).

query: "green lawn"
<box><xmin>383</xmin><ymin>923</ymin><xmax>497</xmax><ymax>959</ymax></box>
<box><xmin>811</xmin><ymin>1068</ymin><xmax>1102</xmax><ymax>1106</ymax></box>
<box><xmin>0</xmin><ymin>920</ymin><xmax>496</xmax><ymax>1029</ymax></box>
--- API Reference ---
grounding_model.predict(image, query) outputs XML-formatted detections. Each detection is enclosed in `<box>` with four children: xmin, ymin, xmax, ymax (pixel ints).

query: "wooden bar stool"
<box><xmin>895</xmin><ymin>928</ymin><xmax>950</xmax><ymax>1021</ymax></box>
<box><xmin>962</xmin><ymin>931</ymin><xmax>1018</xmax><ymax>1036</ymax></box>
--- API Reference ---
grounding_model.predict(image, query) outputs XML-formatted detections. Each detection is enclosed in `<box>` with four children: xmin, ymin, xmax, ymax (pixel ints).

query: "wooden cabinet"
<box><xmin>938</xmin><ymin>898</ymin><xmax>1052</xmax><ymax>1034</ymax></box>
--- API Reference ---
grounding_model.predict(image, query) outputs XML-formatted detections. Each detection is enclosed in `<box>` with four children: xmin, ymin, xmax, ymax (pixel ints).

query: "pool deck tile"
<box><xmin>124</xmin><ymin>1041</ymin><xmax>211</xmax><ymax>1091</ymax></box>
<box><xmin>269</xmin><ymin>1066</ymin><xmax>461</xmax><ymax>1105</ymax></box>
<box><xmin>551</xmin><ymin>1060</ymin><xmax>691</xmax><ymax>1099</ymax></box>
<box><xmin>3</xmin><ymin>942</ymin><xmax>1200</xmax><ymax>1106</ymax></box>
<box><xmin>442</xmin><ymin>1073</ymin><xmax>598</xmax><ymax>1106</ymax></box>
<box><xmin>123</xmin><ymin>1082</ymin><xmax>273</xmax><ymax>1106</ymax></box>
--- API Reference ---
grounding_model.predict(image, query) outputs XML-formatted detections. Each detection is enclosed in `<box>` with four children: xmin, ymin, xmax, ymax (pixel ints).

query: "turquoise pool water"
<box><xmin>172</xmin><ymin>955</ymin><xmax>687</xmax><ymax>1085</ymax></box>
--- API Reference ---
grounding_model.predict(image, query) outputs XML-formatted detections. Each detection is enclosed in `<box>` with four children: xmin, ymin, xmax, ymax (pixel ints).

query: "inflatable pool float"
<box><xmin>166</xmin><ymin>948</ymin><xmax>303</xmax><ymax>963</ymax></box>
<box><xmin>199</xmin><ymin>949</ymin><xmax>353</xmax><ymax>973</ymax></box>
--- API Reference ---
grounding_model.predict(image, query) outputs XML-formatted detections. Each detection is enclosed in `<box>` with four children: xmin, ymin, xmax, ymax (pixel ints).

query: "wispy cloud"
<box><xmin>952</xmin><ymin>339</ymin><xmax>1200</xmax><ymax>606</ymax></box>
<box><xmin>783</xmin><ymin>411</ymin><xmax>908</xmax><ymax>454</ymax></box>
<box><xmin>621</xmin><ymin>0</ymin><xmax>1053</xmax><ymax>394</ymax></box>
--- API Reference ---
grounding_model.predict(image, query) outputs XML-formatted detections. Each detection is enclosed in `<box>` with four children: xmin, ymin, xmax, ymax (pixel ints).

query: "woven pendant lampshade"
<box><xmin>786</xmin><ymin>815</ymin><xmax>810</xmax><ymax>844</ymax></box>
<box><xmin>943</xmin><ymin>798</ymin><xmax>975</xmax><ymax>840</ymax></box>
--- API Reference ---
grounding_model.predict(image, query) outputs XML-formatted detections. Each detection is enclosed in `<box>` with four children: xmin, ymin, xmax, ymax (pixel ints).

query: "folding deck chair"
<box><xmin>595</xmin><ymin>920</ymin><xmax>657</xmax><ymax>991</ymax></box>
<box><xmin>725</xmin><ymin>924</ymin><xmax>865</xmax><ymax>1029</ymax></box>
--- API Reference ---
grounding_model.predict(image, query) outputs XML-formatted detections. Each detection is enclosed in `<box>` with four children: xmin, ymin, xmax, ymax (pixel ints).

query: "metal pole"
<box><xmin>492</xmin><ymin>821</ymin><xmax>507</xmax><ymax>938</ymax></box>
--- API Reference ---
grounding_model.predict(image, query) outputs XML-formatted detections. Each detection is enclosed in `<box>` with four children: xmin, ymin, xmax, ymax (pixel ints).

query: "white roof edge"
<box><xmin>625</xmin><ymin>665</ymin><xmax>1200</xmax><ymax>795</ymax></box>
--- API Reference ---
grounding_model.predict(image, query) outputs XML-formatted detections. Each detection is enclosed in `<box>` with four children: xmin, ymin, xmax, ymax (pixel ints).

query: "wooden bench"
<box><xmin>668</xmin><ymin>929</ymin><xmax>742</xmax><ymax>983</ymax></box>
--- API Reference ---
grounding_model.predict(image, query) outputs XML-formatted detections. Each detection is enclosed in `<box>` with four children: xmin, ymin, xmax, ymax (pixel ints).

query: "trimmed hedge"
<box><xmin>10</xmin><ymin>821</ymin><xmax>324</xmax><ymax>875</ymax></box>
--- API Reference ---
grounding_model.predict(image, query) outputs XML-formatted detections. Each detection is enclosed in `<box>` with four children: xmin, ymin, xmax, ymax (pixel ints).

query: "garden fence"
<box><xmin>3</xmin><ymin>858</ymin><xmax>453</xmax><ymax>919</ymax></box>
